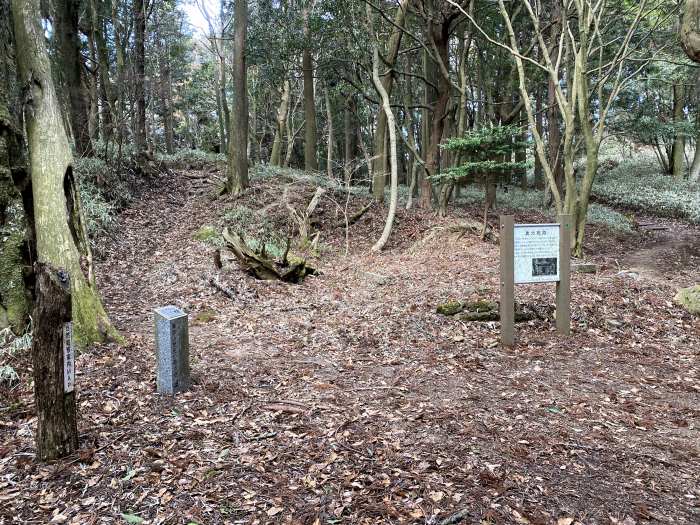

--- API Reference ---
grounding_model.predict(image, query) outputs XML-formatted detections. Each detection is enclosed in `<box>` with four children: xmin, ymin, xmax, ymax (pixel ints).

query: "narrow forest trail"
<box><xmin>619</xmin><ymin>223</ymin><xmax>700</xmax><ymax>285</ymax></box>
<box><xmin>6</xmin><ymin>170</ymin><xmax>698</xmax><ymax>524</ymax></box>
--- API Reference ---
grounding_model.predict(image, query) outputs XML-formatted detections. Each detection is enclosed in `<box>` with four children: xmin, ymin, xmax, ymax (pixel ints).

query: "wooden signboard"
<box><xmin>500</xmin><ymin>215</ymin><xmax>571</xmax><ymax>346</ymax></box>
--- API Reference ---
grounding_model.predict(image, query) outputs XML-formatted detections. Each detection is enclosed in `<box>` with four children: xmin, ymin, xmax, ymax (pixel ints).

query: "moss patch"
<box><xmin>436</xmin><ymin>299</ymin><xmax>464</xmax><ymax>316</ymax></box>
<box><xmin>0</xmin><ymin>230</ymin><xmax>29</xmax><ymax>333</ymax></box>
<box><xmin>0</xmin><ymin>305</ymin><xmax>8</xmax><ymax>330</ymax></box>
<box><xmin>194</xmin><ymin>225</ymin><xmax>222</xmax><ymax>246</ymax></box>
<box><xmin>194</xmin><ymin>308</ymin><xmax>218</xmax><ymax>324</ymax></box>
<box><xmin>674</xmin><ymin>285</ymin><xmax>700</xmax><ymax>316</ymax></box>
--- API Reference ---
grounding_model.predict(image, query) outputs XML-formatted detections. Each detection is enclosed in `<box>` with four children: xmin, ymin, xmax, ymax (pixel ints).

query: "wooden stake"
<box><xmin>31</xmin><ymin>264</ymin><xmax>78</xmax><ymax>460</ymax></box>
<box><xmin>500</xmin><ymin>215</ymin><xmax>515</xmax><ymax>346</ymax></box>
<box><xmin>556</xmin><ymin>214</ymin><xmax>572</xmax><ymax>335</ymax></box>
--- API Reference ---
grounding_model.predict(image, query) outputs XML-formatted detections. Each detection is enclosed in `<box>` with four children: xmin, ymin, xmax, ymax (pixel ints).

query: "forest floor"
<box><xmin>1</xmin><ymin>168</ymin><xmax>699</xmax><ymax>525</ymax></box>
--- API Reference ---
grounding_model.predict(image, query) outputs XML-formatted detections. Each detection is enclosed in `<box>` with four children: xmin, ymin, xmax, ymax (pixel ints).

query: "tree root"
<box><xmin>223</xmin><ymin>228</ymin><xmax>317</xmax><ymax>283</ymax></box>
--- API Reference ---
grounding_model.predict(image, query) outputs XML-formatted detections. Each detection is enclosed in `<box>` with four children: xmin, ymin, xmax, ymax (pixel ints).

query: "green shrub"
<box><xmin>155</xmin><ymin>149</ymin><xmax>225</xmax><ymax>166</ymax></box>
<box><xmin>73</xmin><ymin>157</ymin><xmax>135</xmax><ymax>244</ymax></box>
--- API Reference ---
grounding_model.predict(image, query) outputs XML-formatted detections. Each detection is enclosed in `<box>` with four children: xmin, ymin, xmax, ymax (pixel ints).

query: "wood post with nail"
<box><xmin>500</xmin><ymin>215</ymin><xmax>515</xmax><ymax>346</ymax></box>
<box><xmin>556</xmin><ymin>214</ymin><xmax>572</xmax><ymax>335</ymax></box>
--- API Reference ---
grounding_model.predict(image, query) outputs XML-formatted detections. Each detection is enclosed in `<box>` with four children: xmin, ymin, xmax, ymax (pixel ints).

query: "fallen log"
<box><xmin>223</xmin><ymin>228</ymin><xmax>317</xmax><ymax>283</ymax></box>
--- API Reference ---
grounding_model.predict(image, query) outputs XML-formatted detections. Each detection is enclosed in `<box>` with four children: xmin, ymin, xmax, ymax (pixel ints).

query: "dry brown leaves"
<box><xmin>1</xmin><ymin>171</ymin><xmax>698</xmax><ymax>524</ymax></box>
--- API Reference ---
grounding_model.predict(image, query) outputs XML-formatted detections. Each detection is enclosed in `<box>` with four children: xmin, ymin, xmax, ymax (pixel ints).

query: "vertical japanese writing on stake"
<box><xmin>63</xmin><ymin>322</ymin><xmax>75</xmax><ymax>393</ymax></box>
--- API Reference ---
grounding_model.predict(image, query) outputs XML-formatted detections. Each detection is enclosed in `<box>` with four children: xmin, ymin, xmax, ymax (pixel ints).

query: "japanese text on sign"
<box><xmin>63</xmin><ymin>322</ymin><xmax>75</xmax><ymax>393</ymax></box>
<box><xmin>513</xmin><ymin>224</ymin><xmax>560</xmax><ymax>284</ymax></box>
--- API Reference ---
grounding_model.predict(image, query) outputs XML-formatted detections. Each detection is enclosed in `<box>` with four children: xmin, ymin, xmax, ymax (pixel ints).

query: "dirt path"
<box><xmin>4</xmin><ymin>170</ymin><xmax>700</xmax><ymax>525</ymax></box>
<box><xmin>621</xmin><ymin>223</ymin><xmax>700</xmax><ymax>285</ymax></box>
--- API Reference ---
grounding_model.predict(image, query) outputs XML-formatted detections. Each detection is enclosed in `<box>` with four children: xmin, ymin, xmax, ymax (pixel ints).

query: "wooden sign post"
<box><xmin>500</xmin><ymin>214</ymin><xmax>572</xmax><ymax>346</ymax></box>
<box><xmin>556</xmin><ymin>215</ymin><xmax>572</xmax><ymax>335</ymax></box>
<box><xmin>500</xmin><ymin>216</ymin><xmax>515</xmax><ymax>346</ymax></box>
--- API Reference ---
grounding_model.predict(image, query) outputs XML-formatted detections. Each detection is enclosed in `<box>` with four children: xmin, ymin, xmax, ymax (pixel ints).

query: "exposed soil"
<box><xmin>621</xmin><ymin>222</ymin><xmax>700</xmax><ymax>286</ymax></box>
<box><xmin>1</xmin><ymin>170</ymin><xmax>699</xmax><ymax>525</ymax></box>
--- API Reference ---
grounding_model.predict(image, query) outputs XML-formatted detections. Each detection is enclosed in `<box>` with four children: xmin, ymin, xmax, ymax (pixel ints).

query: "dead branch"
<box><xmin>334</xmin><ymin>202</ymin><xmax>374</xmax><ymax>228</ymax></box>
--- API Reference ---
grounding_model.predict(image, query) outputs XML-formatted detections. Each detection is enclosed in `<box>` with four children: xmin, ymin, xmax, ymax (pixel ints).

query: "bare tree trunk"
<box><xmin>371</xmin><ymin>0</ymin><xmax>409</xmax><ymax>202</ymax></box>
<box><xmin>344</xmin><ymin>94</ymin><xmax>354</xmax><ymax>185</ymax></box>
<box><xmin>133</xmin><ymin>0</ymin><xmax>147</xmax><ymax>158</ymax></box>
<box><xmin>420</xmin><ymin>48</ymin><xmax>436</xmax><ymax>209</ymax></box>
<box><xmin>534</xmin><ymin>85</ymin><xmax>544</xmax><ymax>189</ymax></box>
<box><xmin>690</xmin><ymin>114</ymin><xmax>700</xmax><ymax>182</ymax></box>
<box><xmin>516</xmin><ymin>110</ymin><xmax>527</xmax><ymax>189</ymax></box>
<box><xmin>302</xmin><ymin>2</ymin><xmax>318</xmax><ymax>171</ymax></box>
<box><xmin>324</xmin><ymin>88</ymin><xmax>334</xmax><ymax>179</ymax></box>
<box><xmin>13</xmin><ymin>0</ymin><xmax>117</xmax><ymax>346</ymax></box>
<box><xmin>225</xmin><ymin>0</ymin><xmax>249</xmax><ymax>195</ymax></box>
<box><xmin>367</xmin><ymin>4</ymin><xmax>398</xmax><ymax>252</ymax></box>
<box><xmin>158</xmin><ymin>38</ymin><xmax>175</xmax><ymax>154</ymax></box>
<box><xmin>548</xmin><ymin>3</ymin><xmax>563</xmax><ymax>195</ymax></box>
<box><xmin>270</xmin><ymin>80</ymin><xmax>290</xmax><ymax>166</ymax></box>
<box><xmin>0</xmin><ymin>0</ymin><xmax>31</xmax><ymax>333</ymax></box>
<box><xmin>31</xmin><ymin>264</ymin><xmax>78</xmax><ymax>461</ymax></box>
<box><xmin>90</xmin><ymin>0</ymin><xmax>115</xmax><ymax>141</ymax></box>
<box><xmin>671</xmin><ymin>82</ymin><xmax>686</xmax><ymax>179</ymax></box>
<box><xmin>219</xmin><ymin>0</ymin><xmax>230</xmax><ymax>149</ymax></box>
<box><xmin>421</xmin><ymin>21</ymin><xmax>451</xmax><ymax>209</ymax></box>
<box><xmin>302</xmin><ymin>46</ymin><xmax>317</xmax><ymax>171</ymax></box>
<box><xmin>55</xmin><ymin>0</ymin><xmax>94</xmax><ymax>157</ymax></box>
<box><xmin>86</xmin><ymin>32</ymin><xmax>99</xmax><ymax>143</ymax></box>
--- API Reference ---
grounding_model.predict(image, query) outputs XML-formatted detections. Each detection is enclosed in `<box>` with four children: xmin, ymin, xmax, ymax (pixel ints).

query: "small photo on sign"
<box><xmin>532</xmin><ymin>257</ymin><xmax>557</xmax><ymax>277</ymax></box>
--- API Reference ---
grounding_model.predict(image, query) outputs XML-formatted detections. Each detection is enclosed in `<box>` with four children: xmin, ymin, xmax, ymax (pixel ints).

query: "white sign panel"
<box><xmin>514</xmin><ymin>223</ymin><xmax>560</xmax><ymax>284</ymax></box>
<box><xmin>63</xmin><ymin>322</ymin><xmax>75</xmax><ymax>393</ymax></box>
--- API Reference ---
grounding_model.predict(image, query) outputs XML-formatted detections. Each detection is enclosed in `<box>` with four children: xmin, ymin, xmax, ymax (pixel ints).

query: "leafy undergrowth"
<box><xmin>591</xmin><ymin>151</ymin><xmax>700</xmax><ymax>224</ymax></box>
<box><xmin>1</xmin><ymin>168</ymin><xmax>699</xmax><ymax>524</ymax></box>
<box><xmin>455</xmin><ymin>185</ymin><xmax>635</xmax><ymax>233</ymax></box>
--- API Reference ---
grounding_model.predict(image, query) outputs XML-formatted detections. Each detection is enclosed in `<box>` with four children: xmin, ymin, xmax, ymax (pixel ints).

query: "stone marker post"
<box><xmin>154</xmin><ymin>306</ymin><xmax>190</xmax><ymax>394</ymax></box>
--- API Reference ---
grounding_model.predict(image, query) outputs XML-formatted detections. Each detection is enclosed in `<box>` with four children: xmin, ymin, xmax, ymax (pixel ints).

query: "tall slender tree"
<box><xmin>54</xmin><ymin>0</ymin><xmax>93</xmax><ymax>157</ymax></box>
<box><xmin>225</xmin><ymin>0</ymin><xmax>249</xmax><ymax>195</ymax></box>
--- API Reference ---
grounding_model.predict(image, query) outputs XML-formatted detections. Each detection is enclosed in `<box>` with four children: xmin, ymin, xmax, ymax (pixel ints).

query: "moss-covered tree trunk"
<box><xmin>0</xmin><ymin>0</ymin><xmax>30</xmax><ymax>333</ymax></box>
<box><xmin>681</xmin><ymin>0</ymin><xmax>700</xmax><ymax>63</ymax></box>
<box><xmin>12</xmin><ymin>0</ymin><xmax>117</xmax><ymax>347</ymax></box>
